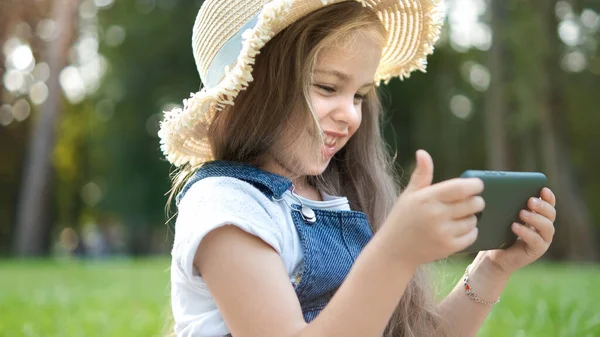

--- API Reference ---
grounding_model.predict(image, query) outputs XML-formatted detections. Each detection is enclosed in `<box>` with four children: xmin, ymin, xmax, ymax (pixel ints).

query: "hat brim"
<box><xmin>159</xmin><ymin>0</ymin><xmax>444</xmax><ymax>167</ymax></box>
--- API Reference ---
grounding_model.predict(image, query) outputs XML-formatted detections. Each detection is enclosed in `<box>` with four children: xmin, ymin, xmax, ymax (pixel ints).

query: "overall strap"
<box><xmin>176</xmin><ymin>160</ymin><xmax>293</xmax><ymax>205</ymax></box>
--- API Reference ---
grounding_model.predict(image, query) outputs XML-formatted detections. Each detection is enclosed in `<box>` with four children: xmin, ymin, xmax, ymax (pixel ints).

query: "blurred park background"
<box><xmin>0</xmin><ymin>0</ymin><xmax>599</xmax><ymax>336</ymax></box>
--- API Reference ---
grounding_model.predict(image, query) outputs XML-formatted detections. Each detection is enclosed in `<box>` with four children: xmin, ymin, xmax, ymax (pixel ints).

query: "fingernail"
<box><xmin>512</xmin><ymin>223</ymin><xmax>520</xmax><ymax>230</ymax></box>
<box><xmin>522</xmin><ymin>210</ymin><xmax>532</xmax><ymax>217</ymax></box>
<box><xmin>531</xmin><ymin>198</ymin><xmax>539</xmax><ymax>206</ymax></box>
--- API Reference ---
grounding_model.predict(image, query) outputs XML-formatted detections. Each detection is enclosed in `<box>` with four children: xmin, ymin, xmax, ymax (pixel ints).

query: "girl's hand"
<box><xmin>485</xmin><ymin>187</ymin><xmax>557</xmax><ymax>275</ymax></box>
<box><xmin>376</xmin><ymin>150</ymin><xmax>485</xmax><ymax>267</ymax></box>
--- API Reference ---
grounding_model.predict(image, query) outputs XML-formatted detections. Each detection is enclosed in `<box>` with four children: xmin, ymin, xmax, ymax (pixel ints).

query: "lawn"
<box><xmin>0</xmin><ymin>258</ymin><xmax>598</xmax><ymax>337</ymax></box>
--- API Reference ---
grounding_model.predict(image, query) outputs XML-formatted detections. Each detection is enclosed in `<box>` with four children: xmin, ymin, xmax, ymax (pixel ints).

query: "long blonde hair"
<box><xmin>166</xmin><ymin>3</ymin><xmax>450</xmax><ymax>336</ymax></box>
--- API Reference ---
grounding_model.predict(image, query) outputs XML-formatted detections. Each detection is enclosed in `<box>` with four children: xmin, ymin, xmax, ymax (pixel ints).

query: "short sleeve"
<box><xmin>172</xmin><ymin>177</ymin><xmax>284</xmax><ymax>281</ymax></box>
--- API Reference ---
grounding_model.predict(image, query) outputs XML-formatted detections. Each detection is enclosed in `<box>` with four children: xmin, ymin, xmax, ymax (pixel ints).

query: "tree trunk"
<box><xmin>535</xmin><ymin>0</ymin><xmax>599</xmax><ymax>261</ymax></box>
<box><xmin>14</xmin><ymin>0</ymin><xmax>80</xmax><ymax>256</ymax></box>
<box><xmin>484</xmin><ymin>0</ymin><xmax>509</xmax><ymax>170</ymax></box>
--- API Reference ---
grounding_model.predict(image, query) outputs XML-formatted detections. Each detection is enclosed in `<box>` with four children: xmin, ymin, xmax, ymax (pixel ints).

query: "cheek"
<box><xmin>310</xmin><ymin>92</ymin><xmax>331</xmax><ymax>120</ymax></box>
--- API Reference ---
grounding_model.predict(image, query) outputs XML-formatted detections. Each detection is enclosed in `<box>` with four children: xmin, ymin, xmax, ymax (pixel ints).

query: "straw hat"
<box><xmin>158</xmin><ymin>0</ymin><xmax>444</xmax><ymax>167</ymax></box>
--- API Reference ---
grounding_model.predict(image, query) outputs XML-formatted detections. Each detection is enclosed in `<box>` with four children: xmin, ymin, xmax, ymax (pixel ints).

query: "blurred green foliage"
<box><xmin>1</xmin><ymin>0</ymin><xmax>599</xmax><ymax>256</ymax></box>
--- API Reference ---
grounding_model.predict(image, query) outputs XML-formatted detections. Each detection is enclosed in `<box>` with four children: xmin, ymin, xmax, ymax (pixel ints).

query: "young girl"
<box><xmin>159</xmin><ymin>1</ymin><xmax>557</xmax><ymax>336</ymax></box>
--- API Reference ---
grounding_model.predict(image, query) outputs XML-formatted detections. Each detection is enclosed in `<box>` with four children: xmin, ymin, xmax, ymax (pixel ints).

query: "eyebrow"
<box><xmin>314</xmin><ymin>69</ymin><xmax>375</xmax><ymax>88</ymax></box>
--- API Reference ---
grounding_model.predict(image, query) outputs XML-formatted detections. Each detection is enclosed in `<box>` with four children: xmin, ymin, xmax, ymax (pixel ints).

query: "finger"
<box><xmin>452</xmin><ymin>226</ymin><xmax>478</xmax><ymax>252</ymax></box>
<box><xmin>512</xmin><ymin>222</ymin><xmax>547</xmax><ymax>251</ymax></box>
<box><xmin>429</xmin><ymin>178</ymin><xmax>484</xmax><ymax>203</ymax></box>
<box><xmin>540</xmin><ymin>187</ymin><xmax>556</xmax><ymax>208</ymax></box>
<box><xmin>450</xmin><ymin>215</ymin><xmax>478</xmax><ymax>237</ymax></box>
<box><xmin>404</xmin><ymin>150</ymin><xmax>434</xmax><ymax>193</ymax></box>
<box><xmin>449</xmin><ymin>196</ymin><xmax>485</xmax><ymax>220</ymax></box>
<box><xmin>528</xmin><ymin>197</ymin><xmax>556</xmax><ymax>223</ymax></box>
<box><xmin>520</xmin><ymin>210</ymin><xmax>555</xmax><ymax>242</ymax></box>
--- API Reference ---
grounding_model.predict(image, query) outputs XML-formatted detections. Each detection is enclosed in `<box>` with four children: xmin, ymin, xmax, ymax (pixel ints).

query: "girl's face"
<box><xmin>267</xmin><ymin>32</ymin><xmax>383</xmax><ymax>180</ymax></box>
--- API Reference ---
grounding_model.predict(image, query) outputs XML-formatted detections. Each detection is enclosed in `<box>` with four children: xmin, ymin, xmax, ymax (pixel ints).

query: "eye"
<box><xmin>314</xmin><ymin>84</ymin><xmax>336</xmax><ymax>93</ymax></box>
<box><xmin>354</xmin><ymin>93</ymin><xmax>366</xmax><ymax>103</ymax></box>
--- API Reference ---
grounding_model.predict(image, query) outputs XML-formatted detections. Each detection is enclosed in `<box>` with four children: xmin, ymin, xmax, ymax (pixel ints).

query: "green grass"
<box><xmin>435</xmin><ymin>261</ymin><xmax>600</xmax><ymax>337</ymax></box>
<box><xmin>0</xmin><ymin>258</ymin><xmax>599</xmax><ymax>337</ymax></box>
<box><xmin>0</xmin><ymin>258</ymin><xmax>171</xmax><ymax>337</ymax></box>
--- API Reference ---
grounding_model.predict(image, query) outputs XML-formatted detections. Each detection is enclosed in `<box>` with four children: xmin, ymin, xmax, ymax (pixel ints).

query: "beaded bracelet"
<box><xmin>463</xmin><ymin>264</ymin><xmax>500</xmax><ymax>306</ymax></box>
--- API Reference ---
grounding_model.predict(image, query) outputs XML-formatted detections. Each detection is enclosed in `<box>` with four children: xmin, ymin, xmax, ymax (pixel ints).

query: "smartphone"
<box><xmin>457</xmin><ymin>170</ymin><xmax>548</xmax><ymax>254</ymax></box>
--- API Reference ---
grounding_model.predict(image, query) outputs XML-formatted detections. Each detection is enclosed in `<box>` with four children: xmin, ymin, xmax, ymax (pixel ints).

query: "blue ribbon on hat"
<box><xmin>203</xmin><ymin>15</ymin><xmax>260</xmax><ymax>89</ymax></box>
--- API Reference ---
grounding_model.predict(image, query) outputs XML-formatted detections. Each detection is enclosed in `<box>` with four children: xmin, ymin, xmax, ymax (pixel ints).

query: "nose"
<box><xmin>331</xmin><ymin>96</ymin><xmax>361</xmax><ymax>128</ymax></box>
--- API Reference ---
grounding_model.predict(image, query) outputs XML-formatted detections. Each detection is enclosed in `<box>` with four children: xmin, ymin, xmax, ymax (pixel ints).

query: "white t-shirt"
<box><xmin>170</xmin><ymin>176</ymin><xmax>351</xmax><ymax>337</ymax></box>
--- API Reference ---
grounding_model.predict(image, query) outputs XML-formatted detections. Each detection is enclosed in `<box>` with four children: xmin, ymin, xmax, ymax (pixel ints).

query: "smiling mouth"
<box><xmin>324</xmin><ymin>135</ymin><xmax>337</xmax><ymax>147</ymax></box>
<box><xmin>320</xmin><ymin>130</ymin><xmax>347</xmax><ymax>159</ymax></box>
<box><xmin>321</xmin><ymin>136</ymin><xmax>338</xmax><ymax>158</ymax></box>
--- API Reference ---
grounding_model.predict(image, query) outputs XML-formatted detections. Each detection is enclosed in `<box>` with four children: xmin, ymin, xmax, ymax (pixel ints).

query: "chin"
<box><xmin>304</xmin><ymin>158</ymin><xmax>331</xmax><ymax>176</ymax></box>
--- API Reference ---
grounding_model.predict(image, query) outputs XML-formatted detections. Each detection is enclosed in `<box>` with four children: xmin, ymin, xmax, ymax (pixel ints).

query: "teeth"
<box><xmin>324</xmin><ymin>136</ymin><xmax>336</xmax><ymax>146</ymax></box>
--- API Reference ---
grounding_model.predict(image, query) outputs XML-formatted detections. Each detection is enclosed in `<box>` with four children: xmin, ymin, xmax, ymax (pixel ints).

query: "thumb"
<box><xmin>405</xmin><ymin>150</ymin><xmax>434</xmax><ymax>192</ymax></box>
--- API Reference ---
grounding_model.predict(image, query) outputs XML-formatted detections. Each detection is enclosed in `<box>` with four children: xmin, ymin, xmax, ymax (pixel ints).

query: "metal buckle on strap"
<box><xmin>272</xmin><ymin>185</ymin><xmax>317</xmax><ymax>224</ymax></box>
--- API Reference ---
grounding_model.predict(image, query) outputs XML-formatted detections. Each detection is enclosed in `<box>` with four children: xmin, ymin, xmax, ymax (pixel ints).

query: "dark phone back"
<box><xmin>458</xmin><ymin>170</ymin><xmax>547</xmax><ymax>253</ymax></box>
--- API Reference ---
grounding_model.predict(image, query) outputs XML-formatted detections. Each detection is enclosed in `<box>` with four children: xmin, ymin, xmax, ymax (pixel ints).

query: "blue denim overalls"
<box><xmin>177</xmin><ymin>160</ymin><xmax>374</xmax><ymax>333</ymax></box>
